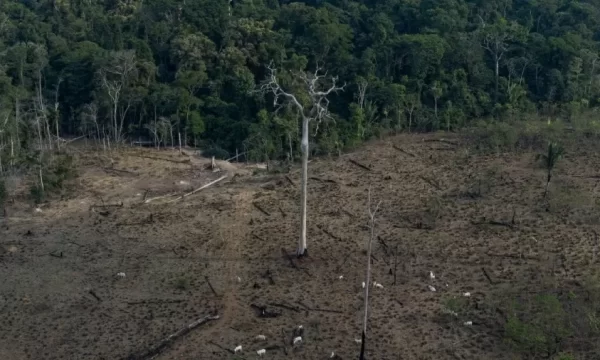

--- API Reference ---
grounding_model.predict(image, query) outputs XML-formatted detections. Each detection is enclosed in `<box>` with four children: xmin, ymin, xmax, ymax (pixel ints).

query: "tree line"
<box><xmin>1</xmin><ymin>0</ymin><xmax>599</xmax><ymax>166</ymax></box>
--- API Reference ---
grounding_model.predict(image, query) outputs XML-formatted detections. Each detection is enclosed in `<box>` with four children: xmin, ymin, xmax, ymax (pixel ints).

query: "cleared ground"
<box><xmin>1</xmin><ymin>133</ymin><xmax>599</xmax><ymax>359</ymax></box>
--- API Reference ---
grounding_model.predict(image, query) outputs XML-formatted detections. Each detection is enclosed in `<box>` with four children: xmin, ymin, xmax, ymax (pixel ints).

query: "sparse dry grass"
<box><xmin>1</xmin><ymin>133</ymin><xmax>599</xmax><ymax>360</ymax></box>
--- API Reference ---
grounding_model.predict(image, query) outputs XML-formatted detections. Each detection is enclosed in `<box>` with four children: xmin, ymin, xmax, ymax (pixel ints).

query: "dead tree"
<box><xmin>99</xmin><ymin>50</ymin><xmax>137</xmax><ymax>143</ymax></box>
<box><xmin>260</xmin><ymin>63</ymin><xmax>344</xmax><ymax>257</ymax></box>
<box><xmin>360</xmin><ymin>187</ymin><xmax>382</xmax><ymax>360</ymax></box>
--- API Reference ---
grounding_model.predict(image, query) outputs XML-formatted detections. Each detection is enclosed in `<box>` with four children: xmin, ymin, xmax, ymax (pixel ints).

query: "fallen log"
<box><xmin>419</xmin><ymin>176</ymin><xmax>441</xmax><ymax>191</ymax></box>
<box><xmin>49</xmin><ymin>251</ymin><xmax>63</xmax><ymax>258</ymax></box>
<box><xmin>310</xmin><ymin>176</ymin><xmax>338</xmax><ymax>184</ymax></box>
<box><xmin>88</xmin><ymin>289</ymin><xmax>102</xmax><ymax>302</ymax></box>
<box><xmin>103</xmin><ymin>167</ymin><xmax>138</xmax><ymax>176</ymax></box>
<box><xmin>166</xmin><ymin>175</ymin><xmax>228</xmax><ymax>203</ymax></box>
<box><xmin>135</xmin><ymin>154</ymin><xmax>191</xmax><ymax>164</ymax></box>
<box><xmin>207</xmin><ymin>341</ymin><xmax>235</xmax><ymax>355</ymax></box>
<box><xmin>268</xmin><ymin>302</ymin><xmax>301</xmax><ymax>313</ymax></box>
<box><xmin>297</xmin><ymin>301</ymin><xmax>343</xmax><ymax>314</ymax></box>
<box><xmin>125</xmin><ymin>299</ymin><xmax>185</xmax><ymax>305</ymax></box>
<box><xmin>253</xmin><ymin>202</ymin><xmax>271</xmax><ymax>216</ymax></box>
<box><xmin>284</xmin><ymin>175</ymin><xmax>295</xmax><ymax>186</ymax></box>
<box><xmin>481</xmin><ymin>267</ymin><xmax>496</xmax><ymax>285</ymax></box>
<box><xmin>144</xmin><ymin>192</ymin><xmax>178</xmax><ymax>204</ymax></box>
<box><xmin>471</xmin><ymin>220</ymin><xmax>516</xmax><ymax>229</ymax></box>
<box><xmin>392</xmin><ymin>145</ymin><xmax>416</xmax><ymax>157</ymax></box>
<box><xmin>204</xmin><ymin>276</ymin><xmax>219</xmax><ymax>297</ymax></box>
<box><xmin>91</xmin><ymin>202</ymin><xmax>123</xmax><ymax>209</ymax></box>
<box><xmin>317</xmin><ymin>224</ymin><xmax>341</xmax><ymax>240</ymax></box>
<box><xmin>251</xmin><ymin>304</ymin><xmax>281</xmax><ymax>318</ymax></box>
<box><xmin>125</xmin><ymin>314</ymin><xmax>220</xmax><ymax>360</ymax></box>
<box><xmin>349</xmin><ymin>159</ymin><xmax>371</xmax><ymax>171</ymax></box>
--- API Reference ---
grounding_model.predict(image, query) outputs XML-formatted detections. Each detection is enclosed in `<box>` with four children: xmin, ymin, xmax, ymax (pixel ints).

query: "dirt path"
<box><xmin>214</xmin><ymin>190</ymin><xmax>254</xmax><ymax>329</ymax></box>
<box><xmin>154</xmin><ymin>187</ymin><xmax>255</xmax><ymax>359</ymax></box>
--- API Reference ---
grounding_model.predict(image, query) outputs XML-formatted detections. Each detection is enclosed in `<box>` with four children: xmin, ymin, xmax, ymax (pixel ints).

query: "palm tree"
<box><xmin>537</xmin><ymin>142</ymin><xmax>564</xmax><ymax>198</ymax></box>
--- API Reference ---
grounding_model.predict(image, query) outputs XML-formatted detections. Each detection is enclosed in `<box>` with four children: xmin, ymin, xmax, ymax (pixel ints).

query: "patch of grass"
<box><xmin>441</xmin><ymin>295</ymin><xmax>468</xmax><ymax>318</ymax></box>
<box><xmin>504</xmin><ymin>294</ymin><xmax>572</xmax><ymax>358</ymax></box>
<box><xmin>466</xmin><ymin>117</ymin><xmax>572</xmax><ymax>154</ymax></box>
<box><xmin>422</xmin><ymin>195</ymin><xmax>443</xmax><ymax>228</ymax></box>
<box><xmin>554</xmin><ymin>353</ymin><xmax>575</xmax><ymax>360</ymax></box>
<box><xmin>202</xmin><ymin>146</ymin><xmax>230</xmax><ymax>160</ymax></box>
<box><xmin>29</xmin><ymin>152</ymin><xmax>78</xmax><ymax>204</ymax></box>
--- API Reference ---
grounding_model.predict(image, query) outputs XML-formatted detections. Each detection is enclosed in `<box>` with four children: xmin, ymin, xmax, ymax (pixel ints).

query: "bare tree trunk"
<box><xmin>35</xmin><ymin>116</ymin><xmax>44</xmax><ymax>192</ymax></box>
<box><xmin>10</xmin><ymin>137</ymin><xmax>14</xmax><ymax>167</ymax></box>
<box><xmin>178</xmin><ymin>132</ymin><xmax>182</xmax><ymax>154</ymax></box>
<box><xmin>288</xmin><ymin>133</ymin><xmax>293</xmax><ymax>161</ymax></box>
<box><xmin>361</xmin><ymin>188</ymin><xmax>381</xmax><ymax>360</ymax></box>
<box><xmin>55</xmin><ymin>116</ymin><xmax>60</xmax><ymax>151</ymax></box>
<box><xmin>495</xmin><ymin>57</ymin><xmax>500</xmax><ymax>103</ymax></box>
<box><xmin>14</xmin><ymin>99</ymin><xmax>20</xmax><ymax>154</ymax></box>
<box><xmin>298</xmin><ymin>117</ymin><xmax>309</xmax><ymax>257</ymax></box>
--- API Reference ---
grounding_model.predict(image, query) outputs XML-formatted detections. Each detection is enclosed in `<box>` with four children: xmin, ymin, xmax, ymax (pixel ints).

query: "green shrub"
<box><xmin>29</xmin><ymin>184</ymin><xmax>44</xmax><ymax>204</ymax></box>
<box><xmin>554</xmin><ymin>353</ymin><xmax>575</xmax><ymax>360</ymax></box>
<box><xmin>45</xmin><ymin>153</ymin><xmax>77</xmax><ymax>191</ymax></box>
<box><xmin>441</xmin><ymin>295</ymin><xmax>468</xmax><ymax>317</ymax></box>
<box><xmin>504</xmin><ymin>294</ymin><xmax>572</xmax><ymax>358</ymax></box>
<box><xmin>202</xmin><ymin>146</ymin><xmax>230</xmax><ymax>160</ymax></box>
<box><xmin>468</xmin><ymin>120</ymin><xmax>519</xmax><ymax>153</ymax></box>
<box><xmin>28</xmin><ymin>153</ymin><xmax>78</xmax><ymax>204</ymax></box>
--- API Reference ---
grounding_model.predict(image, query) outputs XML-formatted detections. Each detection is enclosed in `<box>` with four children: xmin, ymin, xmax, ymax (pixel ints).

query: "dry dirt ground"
<box><xmin>1</xmin><ymin>134</ymin><xmax>599</xmax><ymax>360</ymax></box>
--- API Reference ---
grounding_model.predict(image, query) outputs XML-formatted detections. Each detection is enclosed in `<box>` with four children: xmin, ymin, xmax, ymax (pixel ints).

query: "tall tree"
<box><xmin>261</xmin><ymin>64</ymin><xmax>344</xmax><ymax>257</ymax></box>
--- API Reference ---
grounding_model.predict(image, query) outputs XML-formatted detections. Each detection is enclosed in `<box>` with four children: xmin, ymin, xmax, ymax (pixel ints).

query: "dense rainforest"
<box><xmin>1</xmin><ymin>0</ymin><xmax>600</xmax><ymax>162</ymax></box>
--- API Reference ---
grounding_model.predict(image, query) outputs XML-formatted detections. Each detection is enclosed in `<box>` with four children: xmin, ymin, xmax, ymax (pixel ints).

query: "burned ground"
<box><xmin>1</xmin><ymin>134</ymin><xmax>599</xmax><ymax>359</ymax></box>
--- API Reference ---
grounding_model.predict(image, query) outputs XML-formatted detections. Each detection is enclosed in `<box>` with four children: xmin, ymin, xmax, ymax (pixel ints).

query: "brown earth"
<box><xmin>1</xmin><ymin>134</ymin><xmax>599</xmax><ymax>360</ymax></box>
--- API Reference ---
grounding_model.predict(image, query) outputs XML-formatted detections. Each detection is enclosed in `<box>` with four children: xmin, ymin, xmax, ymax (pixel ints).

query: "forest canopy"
<box><xmin>1</xmin><ymin>0</ymin><xmax>600</xmax><ymax>160</ymax></box>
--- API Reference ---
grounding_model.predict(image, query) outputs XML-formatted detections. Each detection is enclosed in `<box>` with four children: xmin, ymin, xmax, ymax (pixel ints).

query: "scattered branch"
<box><xmin>253</xmin><ymin>202</ymin><xmax>271</xmax><ymax>216</ymax></box>
<box><xmin>392</xmin><ymin>145</ymin><xmax>416</xmax><ymax>157</ymax></box>
<box><xmin>126</xmin><ymin>314</ymin><xmax>220</xmax><ymax>360</ymax></box>
<box><xmin>204</xmin><ymin>276</ymin><xmax>218</xmax><ymax>297</ymax></box>
<box><xmin>166</xmin><ymin>175</ymin><xmax>228</xmax><ymax>203</ymax></box>
<box><xmin>251</xmin><ymin>304</ymin><xmax>281</xmax><ymax>318</ymax></box>
<box><xmin>481</xmin><ymin>267</ymin><xmax>496</xmax><ymax>285</ymax></box>
<box><xmin>268</xmin><ymin>302</ymin><xmax>301</xmax><ymax>313</ymax></box>
<box><xmin>349</xmin><ymin>159</ymin><xmax>371</xmax><ymax>171</ymax></box>
<box><xmin>317</xmin><ymin>224</ymin><xmax>341</xmax><ymax>240</ymax></box>
<box><xmin>144</xmin><ymin>193</ymin><xmax>178</xmax><ymax>204</ymax></box>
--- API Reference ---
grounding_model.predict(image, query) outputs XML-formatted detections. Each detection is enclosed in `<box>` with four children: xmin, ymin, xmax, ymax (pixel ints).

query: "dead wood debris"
<box><xmin>481</xmin><ymin>267</ymin><xmax>496</xmax><ymax>285</ymax></box>
<box><xmin>251</xmin><ymin>304</ymin><xmax>281</xmax><ymax>318</ymax></box>
<box><xmin>126</xmin><ymin>314</ymin><xmax>220</xmax><ymax>360</ymax></box>
<box><xmin>349</xmin><ymin>159</ymin><xmax>371</xmax><ymax>171</ymax></box>
<box><xmin>392</xmin><ymin>145</ymin><xmax>416</xmax><ymax>157</ymax></box>
<box><xmin>204</xmin><ymin>276</ymin><xmax>219</xmax><ymax>296</ymax></box>
<box><xmin>253</xmin><ymin>202</ymin><xmax>271</xmax><ymax>216</ymax></box>
<box><xmin>297</xmin><ymin>301</ymin><xmax>344</xmax><ymax>314</ymax></box>
<box><xmin>166</xmin><ymin>175</ymin><xmax>228</xmax><ymax>203</ymax></box>
<box><xmin>317</xmin><ymin>224</ymin><xmax>341</xmax><ymax>240</ymax></box>
<box><xmin>281</xmin><ymin>248</ymin><xmax>299</xmax><ymax>270</ymax></box>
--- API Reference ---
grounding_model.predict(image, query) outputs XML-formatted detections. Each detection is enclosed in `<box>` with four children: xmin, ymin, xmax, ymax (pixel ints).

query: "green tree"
<box><xmin>537</xmin><ymin>142</ymin><xmax>564</xmax><ymax>198</ymax></box>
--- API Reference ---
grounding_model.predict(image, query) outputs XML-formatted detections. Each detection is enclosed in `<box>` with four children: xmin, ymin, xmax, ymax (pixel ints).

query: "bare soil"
<box><xmin>1</xmin><ymin>134</ymin><xmax>599</xmax><ymax>360</ymax></box>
